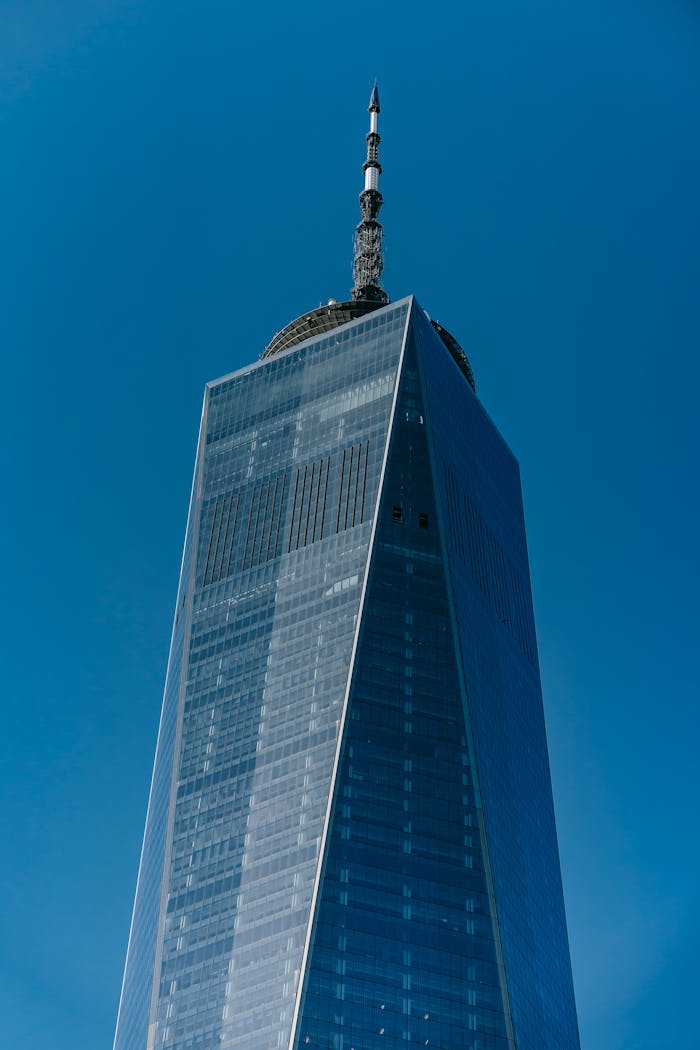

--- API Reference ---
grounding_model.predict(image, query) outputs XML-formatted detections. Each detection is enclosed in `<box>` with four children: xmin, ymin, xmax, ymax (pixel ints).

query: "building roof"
<box><xmin>261</xmin><ymin>298</ymin><xmax>476</xmax><ymax>391</ymax></box>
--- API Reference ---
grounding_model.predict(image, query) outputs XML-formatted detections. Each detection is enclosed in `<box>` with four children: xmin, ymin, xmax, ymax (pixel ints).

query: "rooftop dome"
<box><xmin>261</xmin><ymin>298</ymin><xmax>476</xmax><ymax>392</ymax></box>
<box><xmin>261</xmin><ymin>299</ymin><xmax>381</xmax><ymax>359</ymax></box>
<box><xmin>259</xmin><ymin>87</ymin><xmax>475</xmax><ymax>393</ymax></box>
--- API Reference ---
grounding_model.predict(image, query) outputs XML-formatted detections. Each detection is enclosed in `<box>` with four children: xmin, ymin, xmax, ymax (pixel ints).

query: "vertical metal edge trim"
<box><xmin>142</xmin><ymin>388</ymin><xmax>211</xmax><ymax>1049</ymax></box>
<box><xmin>112</xmin><ymin>390</ymin><xmax>208</xmax><ymax>1050</ymax></box>
<box><xmin>286</xmin><ymin>300</ymin><xmax>414</xmax><ymax>1050</ymax></box>
<box><xmin>413</xmin><ymin>318</ymin><xmax>518</xmax><ymax>1050</ymax></box>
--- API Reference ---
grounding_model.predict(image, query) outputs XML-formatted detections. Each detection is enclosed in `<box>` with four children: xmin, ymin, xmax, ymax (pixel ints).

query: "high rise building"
<box><xmin>114</xmin><ymin>87</ymin><xmax>580</xmax><ymax>1050</ymax></box>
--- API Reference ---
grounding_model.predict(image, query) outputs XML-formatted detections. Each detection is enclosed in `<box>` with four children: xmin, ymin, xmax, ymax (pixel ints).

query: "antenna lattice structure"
<box><xmin>352</xmin><ymin>84</ymin><xmax>390</xmax><ymax>304</ymax></box>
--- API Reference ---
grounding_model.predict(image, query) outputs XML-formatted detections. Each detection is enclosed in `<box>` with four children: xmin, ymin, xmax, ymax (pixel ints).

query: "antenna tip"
<box><xmin>368</xmin><ymin>82</ymin><xmax>380</xmax><ymax>113</ymax></box>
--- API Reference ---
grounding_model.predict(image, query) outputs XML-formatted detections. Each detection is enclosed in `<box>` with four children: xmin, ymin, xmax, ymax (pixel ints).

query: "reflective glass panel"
<box><xmin>416</xmin><ymin>308</ymin><xmax>580</xmax><ymax>1050</ymax></box>
<box><xmin>114</xmin><ymin>302</ymin><xmax>411</xmax><ymax>1050</ymax></box>
<box><xmin>296</xmin><ymin>328</ymin><xmax>510</xmax><ymax>1050</ymax></box>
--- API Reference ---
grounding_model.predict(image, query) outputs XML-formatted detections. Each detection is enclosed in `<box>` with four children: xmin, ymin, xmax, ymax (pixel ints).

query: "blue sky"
<box><xmin>1</xmin><ymin>2</ymin><xmax>698</xmax><ymax>1048</ymax></box>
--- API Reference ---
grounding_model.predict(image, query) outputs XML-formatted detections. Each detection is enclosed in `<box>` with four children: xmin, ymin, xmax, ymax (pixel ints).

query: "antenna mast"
<box><xmin>351</xmin><ymin>84</ymin><xmax>390</xmax><ymax>304</ymax></box>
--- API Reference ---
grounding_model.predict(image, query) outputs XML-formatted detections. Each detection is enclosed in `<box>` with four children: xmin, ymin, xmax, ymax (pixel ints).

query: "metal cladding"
<box><xmin>352</xmin><ymin>83</ymin><xmax>389</xmax><ymax>304</ymax></box>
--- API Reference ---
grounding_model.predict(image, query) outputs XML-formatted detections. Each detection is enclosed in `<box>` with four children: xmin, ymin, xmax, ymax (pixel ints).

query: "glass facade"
<box><xmin>114</xmin><ymin>297</ymin><xmax>579</xmax><ymax>1050</ymax></box>
<box><xmin>415</xmin><ymin>308</ymin><xmax>580</xmax><ymax>1050</ymax></box>
<box><xmin>295</xmin><ymin>330</ymin><xmax>510</xmax><ymax>1050</ymax></box>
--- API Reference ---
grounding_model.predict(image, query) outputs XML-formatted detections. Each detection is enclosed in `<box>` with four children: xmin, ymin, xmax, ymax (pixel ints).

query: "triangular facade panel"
<box><xmin>294</xmin><ymin>314</ymin><xmax>511</xmax><ymax>1050</ymax></box>
<box><xmin>114</xmin><ymin>301</ymin><xmax>411</xmax><ymax>1050</ymax></box>
<box><xmin>415</xmin><ymin>308</ymin><xmax>580</xmax><ymax>1050</ymax></box>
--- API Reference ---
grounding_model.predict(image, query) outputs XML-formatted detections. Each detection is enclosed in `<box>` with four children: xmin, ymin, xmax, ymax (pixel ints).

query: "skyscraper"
<box><xmin>114</xmin><ymin>87</ymin><xmax>580</xmax><ymax>1050</ymax></box>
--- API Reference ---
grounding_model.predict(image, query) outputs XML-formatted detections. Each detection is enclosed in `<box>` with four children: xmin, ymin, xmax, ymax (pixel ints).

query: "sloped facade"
<box><xmin>114</xmin><ymin>298</ymin><xmax>579</xmax><ymax>1050</ymax></box>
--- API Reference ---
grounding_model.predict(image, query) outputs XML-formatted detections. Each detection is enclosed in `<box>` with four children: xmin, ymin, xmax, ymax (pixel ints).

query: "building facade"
<box><xmin>114</xmin><ymin>91</ymin><xmax>580</xmax><ymax>1050</ymax></box>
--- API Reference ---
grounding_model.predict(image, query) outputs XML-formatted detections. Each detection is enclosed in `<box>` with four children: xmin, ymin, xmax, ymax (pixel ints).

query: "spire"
<box><xmin>351</xmin><ymin>83</ymin><xmax>390</xmax><ymax>304</ymax></box>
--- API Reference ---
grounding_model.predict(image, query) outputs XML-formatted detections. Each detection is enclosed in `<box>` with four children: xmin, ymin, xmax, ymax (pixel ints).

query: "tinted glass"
<box><xmin>416</xmin><ymin>309</ymin><xmax>580</xmax><ymax>1050</ymax></box>
<box><xmin>296</xmin><ymin>330</ymin><xmax>510</xmax><ymax>1050</ymax></box>
<box><xmin>114</xmin><ymin>302</ymin><xmax>411</xmax><ymax>1050</ymax></box>
<box><xmin>115</xmin><ymin>299</ymin><xmax>579</xmax><ymax>1050</ymax></box>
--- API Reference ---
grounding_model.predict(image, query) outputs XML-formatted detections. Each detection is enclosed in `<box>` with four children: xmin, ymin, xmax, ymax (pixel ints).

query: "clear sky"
<box><xmin>1</xmin><ymin>2</ymin><xmax>698</xmax><ymax>1048</ymax></box>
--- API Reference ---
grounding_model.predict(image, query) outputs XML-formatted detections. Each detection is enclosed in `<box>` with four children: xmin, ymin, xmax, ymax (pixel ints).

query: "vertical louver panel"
<box><xmin>199</xmin><ymin>442</ymin><xmax>373</xmax><ymax>585</ymax></box>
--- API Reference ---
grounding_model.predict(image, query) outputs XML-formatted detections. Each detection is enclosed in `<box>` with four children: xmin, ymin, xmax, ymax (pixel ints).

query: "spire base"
<box><xmin>351</xmin><ymin>285</ymin><xmax>389</xmax><ymax>305</ymax></box>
